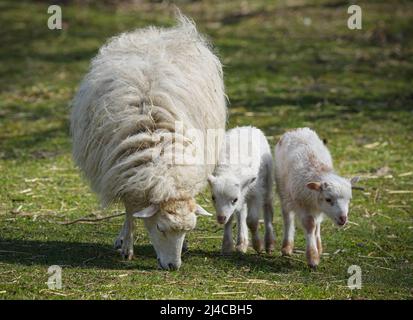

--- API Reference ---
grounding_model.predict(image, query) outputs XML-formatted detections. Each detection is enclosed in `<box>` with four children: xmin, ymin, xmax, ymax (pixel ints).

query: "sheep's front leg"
<box><xmin>235</xmin><ymin>205</ymin><xmax>249</xmax><ymax>253</ymax></box>
<box><xmin>281</xmin><ymin>207</ymin><xmax>295</xmax><ymax>256</ymax></box>
<box><xmin>316</xmin><ymin>220</ymin><xmax>322</xmax><ymax>256</ymax></box>
<box><xmin>222</xmin><ymin>215</ymin><xmax>234</xmax><ymax>255</ymax></box>
<box><xmin>247</xmin><ymin>198</ymin><xmax>263</xmax><ymax>253</ymax></box>
<box><xmin>114</xmin><ymin>213</ymin><xmax>134</xmax><ymax>260</ymax></box>
<box><xmin>301</xmin><ymin>215</ymin><xmax>319</xmax><ymax>269</ymax></box>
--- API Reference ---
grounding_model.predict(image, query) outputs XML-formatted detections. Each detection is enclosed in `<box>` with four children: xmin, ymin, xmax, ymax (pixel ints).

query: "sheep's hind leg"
<box><xmin>114</xmin><ymin>213</ymin><xmax>134</xmax><ymax>260</ymax></box>
<box><xmin>281</xmin><ymin>207</ymin><xmax>295</xmax><ymax>256</ymax></box>
<box><xmin>263</xmin><ymin>199</ymin><xmax>275</xmax><ymax>254</ymax></box>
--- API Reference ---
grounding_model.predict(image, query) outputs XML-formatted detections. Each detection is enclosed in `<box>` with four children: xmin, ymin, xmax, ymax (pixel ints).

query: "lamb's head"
<box><xmin>133</xmin><ymin>198</ymin><xmax>211</xmax><ymax>270</ymax></box>
<box><xmin>307</xmin><ymin>175</ymin><xmax>360</xmax><ymax>226</ymax></box>
<box><xmin>208</xmin><ymin>173</ymin><xmax>256</xmax><ymax>225</ymax></box>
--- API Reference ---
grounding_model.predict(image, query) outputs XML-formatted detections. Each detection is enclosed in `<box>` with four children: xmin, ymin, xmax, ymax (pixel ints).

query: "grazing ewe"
<box><xmin>70</xmin><ymin>16</ymin><xmax>227</xmax><ymax>270</ymax></box>
<box><xmin>208</xmin><ymin>126</ymin><xmax>275</xmax><ymax>254</ymax></box>
<box><xmin>274</xmin><ymin>128</ymin><xmax>359</xmax><ymax>268</ymax></box>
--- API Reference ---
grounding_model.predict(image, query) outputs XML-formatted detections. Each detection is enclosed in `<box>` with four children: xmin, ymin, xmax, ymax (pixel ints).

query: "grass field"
<box><xmin>0</xmin><ymin>0</ymin><xmax>412</xmax><ymax>299</ymax></box>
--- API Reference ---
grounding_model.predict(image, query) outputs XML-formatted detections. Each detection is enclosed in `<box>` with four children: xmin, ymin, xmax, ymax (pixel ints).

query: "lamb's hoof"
<box><xmin>265</xmin><ymin>245</ymin><xmax>274</xmax><ymax>255</ymax></box>
<box><xmin>281</xmin><ymin>243</ymin><xmax>294</xmax><ymax>256</ymax></box>
<box><xmin>236</xmin><ymin>243</ymin><xmax>248</xmax><ymax>253</ymax></box>
<box><xmin>222</xmin><ymin>244</ymin><xmax>234</xmax><ymax>255</ymax></box>
<box><xmin>252</xmin><ymin>239</ymin><xmax>264</xmax><ymax>253</ymax></box>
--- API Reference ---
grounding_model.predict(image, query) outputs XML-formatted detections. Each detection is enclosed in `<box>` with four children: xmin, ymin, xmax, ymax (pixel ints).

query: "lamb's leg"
<box><xmin>235</xmin><ymin>205</ymin><xmax>249</xmax><ymax>253</ymax></box>
<box><xmin>263</xmin><ymin>199</ymin><xmax>275</xmax><ymax>254</ymax></box>
<box><xmin>247</xmin><ymin>198</ymin><xmax>263</xmax><ymax>253</ymax></box>
<box><xmin>263</xmin><ymin>158</ymin><xmax>275</xmax><ymax>254</ymax></box>
<box><xmin>222</xmin><ymin>215</ymin><xmax>234</xmax><ymax>255</ymax></box>
<box><xmin>281</xmin><ymin>207</ymin><xmax>295</xmax><ymax>256</ymax></box>
<box><xmin>315</xmin><ymin>220</ymin><xmax>322</xmax><ymax>256</ymax></box>
<box><xmin>301</xmin><ymin>215</ymin><xmax>319</xmax><ymax>269</ymax></box>
<box><xmin>114</xmin><ymin>213</ymin><xmax>134</xmax><ymax>260</ymax></box>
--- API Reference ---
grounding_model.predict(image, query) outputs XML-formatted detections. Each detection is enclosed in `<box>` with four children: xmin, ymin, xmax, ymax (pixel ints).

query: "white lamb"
<box><xmin>70</xmin><ymin>16</ymin><xmax>227</xmax><ymax>270</ymax></box>
<box><xmin>274</xmin><ymin>128</ymin><xmax>359</xmax><ymax>268</ymax></box>
<box><xmin>208</xmin><ymin>126</ymin><xmax>275</xmax><ymax>254</ymax></box>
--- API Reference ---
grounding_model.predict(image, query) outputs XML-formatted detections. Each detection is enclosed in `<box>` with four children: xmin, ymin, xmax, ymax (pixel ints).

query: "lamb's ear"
<box><xmin>306</xmin><ymin>182</ymin><xmax>322</xmax><ymax>191</ymax></box>
<box><xmin>195</xmin><ymin>205</ymin><xmax>212</xmax><ymax>217</ymax></box>
<box><xmin>241</xmin><ymin>174</ymin><xmax>256</xmax><ymax>190</ymax></box>
<box><xmin>133</xmin><ymin>204</ymin><xmax>159</xmax><ymax>218</ymax></box>
<box><xmin>350</xmin><ymin>176</ymin><xmax>361</xmax><ymax>186</ymax></box>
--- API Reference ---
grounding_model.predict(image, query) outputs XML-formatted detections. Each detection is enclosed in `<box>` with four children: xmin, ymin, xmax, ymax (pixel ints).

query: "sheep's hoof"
<box><xmin>222</xmin><ymin>243</ymin><xmax>234</xmax><ymax>255</ymax></box>
<box><xmin>265</xmin><ymin>240</ymin><xmax>275</xmax><ymax>254</ymax></box>
<box><xmin>120</xmin><ymin>249</ymin><xmax>133</xmax><ymax>261</ymax></box>
<box><xmin>114</xmin><ymin>238</ymin><xmax>123</xmax><ymax>250</ymax></box>
<box><xmin>265</xmin><ymin>245</ymin><xmax>274</xmax><ymax>255</ymax></box>
<box><xmin>252</xmin><ymin>239</ymin><xmax>264</xmax><ymax>253</ymax></box>
<box><xmin>236</xmin><ymin>243</ymin><xmax>248</xmax><ymax>253</ymax></box>
<box><xmin>121</xmin><ymin>250</ymin><xmax>134</xmax><ymax>261</ymax></box>
<box><xmin>281</xmin><ymin>243</ymin><xmax>294</xmax><ymax>256</ymax></box>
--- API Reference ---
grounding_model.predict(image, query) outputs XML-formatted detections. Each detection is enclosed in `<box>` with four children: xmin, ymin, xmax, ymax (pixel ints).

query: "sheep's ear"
<box><xmin>350</xmin><ymin>176</ymin><xmax>361</xmax><ymax>186</ymax></box>
<box><xmin>195</xmin><ymin>205</ymin><xmax>212</xmax><ymax>217</ymax></box>
<box><xmin>207</xmin><ymin>175</ymin><xmax>216</xmax><ymax>186</ymax></box>
<box><xmin>241</xmin><ymin>174</ymin><xmax>256</xmax><ymax>190</ymax></box>
<box><xmin>307</xmin><ymin>182</ymin><xmax>322</xmax><ymax>191</ymax></box>
<box><xmin>133</xmin><ymin>204</ymin><xmax>158</xmax><ymax>218</ymax></box>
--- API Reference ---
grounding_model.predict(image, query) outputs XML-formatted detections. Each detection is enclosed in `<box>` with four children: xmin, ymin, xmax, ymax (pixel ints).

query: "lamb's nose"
<box><xmin>217</xmin><ymin>215</ymin><xmax>226</xmax><ymax>224</ymax></box>
<box><xmin>338</xmin><ymin>215</ymin><xmax>347</xmax><ymax>226</ymax></box>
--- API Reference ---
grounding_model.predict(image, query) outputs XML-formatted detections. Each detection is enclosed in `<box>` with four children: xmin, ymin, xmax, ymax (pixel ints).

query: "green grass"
<box><xmin>0</xmin><ymin>0</ymin><xmax>412</xmax><ymax>299</ymax></box>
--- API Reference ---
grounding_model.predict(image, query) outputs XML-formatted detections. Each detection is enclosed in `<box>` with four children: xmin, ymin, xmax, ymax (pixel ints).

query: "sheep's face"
<box><xmin>133</xmin><ymin>198</ymin><xmax>212</xmax><ymax>270</ymax></box>
<box><xmin>307</xmin><ymin>176</ymin><xmax>359</xmax><ymax>226</ymax></box>
<box><xmin>208</xmin><ymin>174</ymin><xmax>256</xmax><ymax>225</ymax></box>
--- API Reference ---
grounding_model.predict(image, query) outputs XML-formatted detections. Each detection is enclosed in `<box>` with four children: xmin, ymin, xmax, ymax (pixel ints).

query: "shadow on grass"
<box><xmin>184</xmin><ymin>248</ymin><xmax>301</xmax><ymax>274</ymax></box>
<box><xmin>0</xmin><ymin>238</ymin><xmax>300</xmax><ymax>273</ymax></box>
<box><xmin>0</xmin><ymin>238</ymin><xmax>157</xmax><ymax>271</ymax></box>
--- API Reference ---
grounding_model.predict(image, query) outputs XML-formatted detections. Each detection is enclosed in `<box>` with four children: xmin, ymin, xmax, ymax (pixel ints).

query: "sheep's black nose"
<box><xmin>217</xmin><ymin>215</ymin><xmax>226</xmax><ymax>224</ymax></box>
<box><xmin>168</xmin><ymin>263</ymin><xmax>178</xmax><ymax>271</ymax></box>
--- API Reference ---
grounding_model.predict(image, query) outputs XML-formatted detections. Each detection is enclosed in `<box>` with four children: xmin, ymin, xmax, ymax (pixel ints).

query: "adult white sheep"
<box><xmin>70</xmin><ymin>16</ymin><xmax>227</xmax><ymax>270</ymax></box>
<box><xmin>274</xmin><ymin>128</ymin><xmax>359</xmax><ymax>268</ymax></box>
<box><xmin>208</xmin><ymin>126</ymin><xmax>275</xmax><ymax>254</ymax></box>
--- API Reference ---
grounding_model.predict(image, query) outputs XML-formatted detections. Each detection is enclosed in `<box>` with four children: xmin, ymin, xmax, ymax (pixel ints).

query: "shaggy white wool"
<box><xmin>71</xmin><ymin>16</ymin><xmax>227</xmax><ymax>209</ymax></box>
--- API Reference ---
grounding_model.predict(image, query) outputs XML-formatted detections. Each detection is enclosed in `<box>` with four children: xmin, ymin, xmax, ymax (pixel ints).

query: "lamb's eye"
<box><xmin>325</xmin><ymin>198</ymin><xmax>332</xmax><ymax>203</ymax></box>
<box><xmin>212</xmin><ymin>195</ymin><xmax>215</xmax><ymax>202</ymax></box>
<box><xmin>232</xmin><ymin>198</ymin><xmax>238</xmax><ymax>205</ymax></box>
